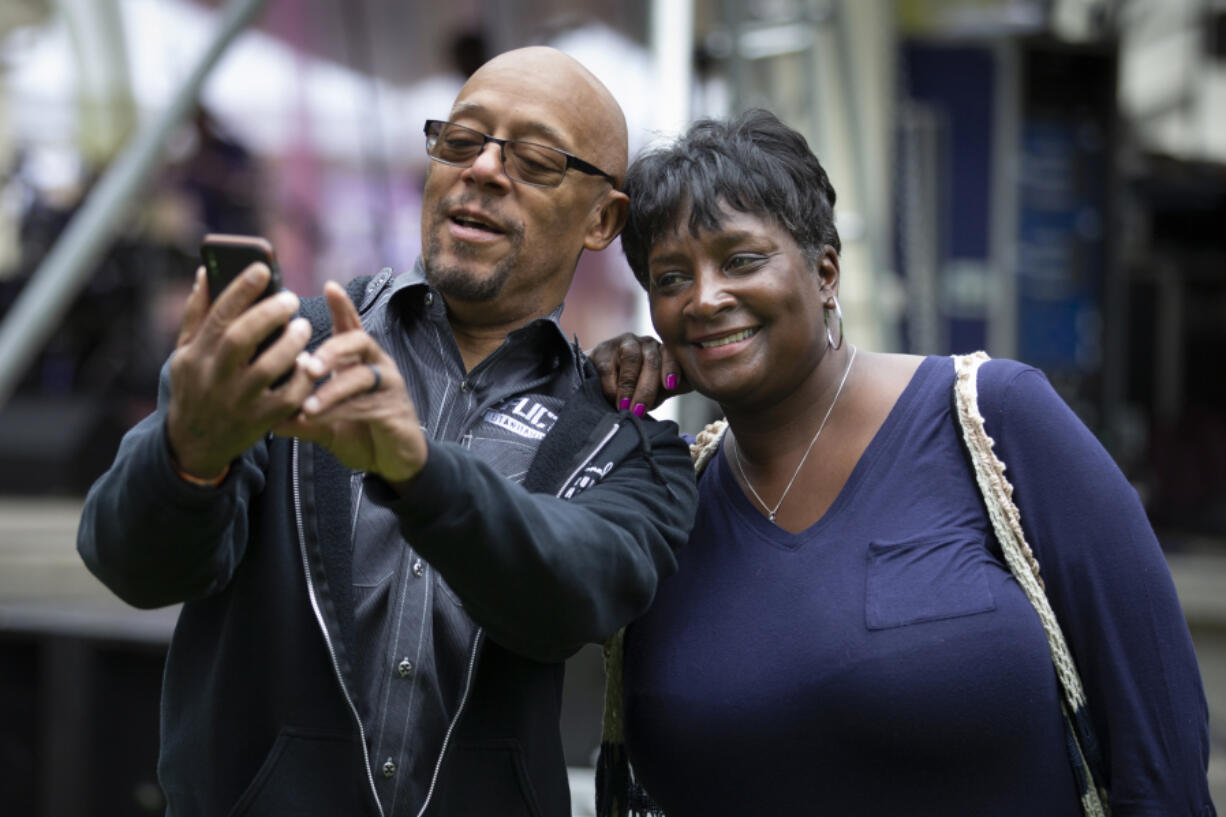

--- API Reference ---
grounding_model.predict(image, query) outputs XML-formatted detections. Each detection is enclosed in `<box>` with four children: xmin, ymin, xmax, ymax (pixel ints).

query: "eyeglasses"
<box><xmin>424</xmin><ymin>120</ymin><xmax>616</xmax><ymax>189</ymax></box>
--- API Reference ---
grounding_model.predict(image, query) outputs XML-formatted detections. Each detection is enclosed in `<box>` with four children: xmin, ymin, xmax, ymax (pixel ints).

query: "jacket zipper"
<box><xmin>414</xmin><ymin>628</ymin><xmax>485</xmax><ymax>817</ymax></box>
<box><xmin>556</xmin><ymin>421</ymin><xmax>621</xmax><ymax>498</ymax></box>
<box><xmin>286</xmin><ymin>346</ymin><xmax>615</xmax><ymax>813</ymax></box>
<box><xmin>292</xmin><ymin>439</ymin><xmax>385</xmax><ymax>817</ymax></box>
<box><xmin>415</xmin><ymin>419</ymin><xmax>615</xmax><ymax>813</ymax></box>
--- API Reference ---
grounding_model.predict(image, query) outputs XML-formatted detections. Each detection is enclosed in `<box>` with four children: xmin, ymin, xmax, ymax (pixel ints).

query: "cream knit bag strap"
<box><xmin>954</xmin><ymin>352</ymin><xmax>1109</xmax><ymax>817</ymax></box>
<box><xmin>597</xmin><ymin>420</ymin><xmax>728</xmax><ymax>817</ymax></box>
<box><xmin>689</xmin><ymin>419</ymin><xmax>729</xmax><ymax>475</ymax></box>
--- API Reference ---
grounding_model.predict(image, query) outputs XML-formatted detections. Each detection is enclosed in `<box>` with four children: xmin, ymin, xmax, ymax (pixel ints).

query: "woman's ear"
<box><xmin>584</xmin><ymin>190</ymin><xmax>630</xmax><ymax>251</ymax></box>
<box><xmin>817</xmin><ymin>244</ymin><xmax>840</xmax><ymax>301</ymax></box>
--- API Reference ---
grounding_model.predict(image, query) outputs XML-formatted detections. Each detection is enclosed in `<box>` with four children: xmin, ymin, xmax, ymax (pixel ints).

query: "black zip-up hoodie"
<box><xmin>77</xmin><ymin>273</ymin><xmax>697</xmax><ymax>817</ymax></box>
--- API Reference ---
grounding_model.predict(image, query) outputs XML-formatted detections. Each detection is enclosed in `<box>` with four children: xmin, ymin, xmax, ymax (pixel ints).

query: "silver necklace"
<box><xmin>731</xmin><ymin>345</ymin><xmax>858</xmax><ymax>524</ymax></box>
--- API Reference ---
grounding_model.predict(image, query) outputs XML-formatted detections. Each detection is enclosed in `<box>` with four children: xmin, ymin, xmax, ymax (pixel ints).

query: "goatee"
<box><xmin>423</xmin><ymin>249</ymin><xmax>516</xmax><ymax>302</ymax></box>
<box><xmin>423</xmin><ymin>198</ymin><xmax>523</xmax><ymax>302</ymax></box>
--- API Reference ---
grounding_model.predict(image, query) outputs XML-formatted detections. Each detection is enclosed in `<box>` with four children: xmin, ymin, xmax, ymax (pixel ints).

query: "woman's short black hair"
<box><xmin>620</xmin><ymin>108</ymin><xmax>840</xmax><ymax>290</ymax></box>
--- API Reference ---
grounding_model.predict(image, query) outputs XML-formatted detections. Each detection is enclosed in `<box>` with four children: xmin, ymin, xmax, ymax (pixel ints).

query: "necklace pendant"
<box><xmin>729</xmin><ymin>346</ymin><xmax>858</xmax><ymax>534</ymax></box>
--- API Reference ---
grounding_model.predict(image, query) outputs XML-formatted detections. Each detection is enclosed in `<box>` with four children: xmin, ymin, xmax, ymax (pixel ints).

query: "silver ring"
<box><xmin>367</xmin><ymin>364</ymin><xmax>382</xmax><ymax>394</ymax></box>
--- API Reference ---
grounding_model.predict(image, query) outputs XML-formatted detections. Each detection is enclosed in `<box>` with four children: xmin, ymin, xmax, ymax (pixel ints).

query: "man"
<box><xmin>78</xmin><ymin>47</ymin><xmax>696</xmax><ymax>817</ymax></box>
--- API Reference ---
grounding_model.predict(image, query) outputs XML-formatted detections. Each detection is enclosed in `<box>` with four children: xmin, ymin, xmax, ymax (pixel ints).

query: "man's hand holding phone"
<box><xmin>165</xmin><ymin>236</ymin><xmax>315</xmax><ymax>483</ymax></box>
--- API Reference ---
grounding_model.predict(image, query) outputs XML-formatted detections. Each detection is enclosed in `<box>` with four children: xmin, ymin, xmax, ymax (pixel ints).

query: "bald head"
<box><xmin>456</xmin><ymin>46</ymin><xmax>629</xmax><ymax>185</ymax></box>
<box><xmin>421</xmin><ymin>46</ymin><xmax>631</xmax><ymax>333</ymax></box>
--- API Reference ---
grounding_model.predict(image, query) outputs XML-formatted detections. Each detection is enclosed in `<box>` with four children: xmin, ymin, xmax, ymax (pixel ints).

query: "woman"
<box><xmin>593</xmin><ymin>110</ymin><xmax>1215</xmax><ymax>816</ymax></box>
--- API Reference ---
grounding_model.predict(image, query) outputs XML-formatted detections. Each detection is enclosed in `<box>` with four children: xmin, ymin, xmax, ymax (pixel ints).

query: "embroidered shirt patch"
<box><xmin>483</xmin><ymin>396</ymin><xmax>560</xmax><ymax>441</ymax></box>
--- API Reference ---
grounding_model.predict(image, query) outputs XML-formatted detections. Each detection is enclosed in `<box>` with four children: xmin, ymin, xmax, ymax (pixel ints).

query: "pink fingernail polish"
<box><xmin>633</xmin><ymin>403</ymin><xmax>646</xmax><ymax>418</ymax></box>
<box><xmin>619</xmin><ymin>398</ymin><xmax>631</xmax><ymax>411</ymax></box>
<box><xmin>665</xmin><ymin>374</ymin><xmax>678</xmax><ymax>390</ymax></box>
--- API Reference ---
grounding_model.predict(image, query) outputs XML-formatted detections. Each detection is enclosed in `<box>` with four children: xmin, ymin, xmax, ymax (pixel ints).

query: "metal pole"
<box><xmin>641</xmin><ymin>0</ymin><xmax>695</xmax><ymax>427</ymax></box>
<box><xmin>829</xmin><ymin>0</ymin><xmax>897</xmax><ymax>351</ymax></box>
<box><xmin>650</xmin><ymin>0</ymin><xmax>694</xmax><ymax>142</ymax></box>
<box><xmin>0</xmin><ymin>0</ymin><xmax>272</xmax><ymax>407</ymax></box>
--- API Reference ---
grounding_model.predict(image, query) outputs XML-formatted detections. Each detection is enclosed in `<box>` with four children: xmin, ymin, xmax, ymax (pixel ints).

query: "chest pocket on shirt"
<box><xmin>864</xmin><ymin>532</ymin><xmax>996</xmax><ymax>630</ymax></box>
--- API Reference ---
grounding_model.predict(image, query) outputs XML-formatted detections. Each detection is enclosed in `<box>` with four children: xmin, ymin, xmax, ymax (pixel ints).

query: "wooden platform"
<box><xmin>1</xmin><ymin>497</ymin><xmax>1224</xmax><ymax>812</ymax></box>
<box><xmin>0</xmin><ymin>497</ymin><xmax>178</xmax><ymax>642</ymax></box>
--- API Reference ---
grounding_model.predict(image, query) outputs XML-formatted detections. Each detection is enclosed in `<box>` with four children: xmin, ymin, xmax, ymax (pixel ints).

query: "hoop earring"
<box><xmin>824</xmin><ymin>296</ymin><xmax>845</xmax><ymax>351</ymax></box>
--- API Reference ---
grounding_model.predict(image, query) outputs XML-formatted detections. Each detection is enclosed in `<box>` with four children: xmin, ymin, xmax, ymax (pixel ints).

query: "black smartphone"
<box><xmin>199</xmin><ymin>233</ymin><xmax>290</xmax><ymax>385</ymax></box>
<box><xmin>201</xmin><ymin>233</ymin><xmax>282</xmax><ymax>302</ymax></box>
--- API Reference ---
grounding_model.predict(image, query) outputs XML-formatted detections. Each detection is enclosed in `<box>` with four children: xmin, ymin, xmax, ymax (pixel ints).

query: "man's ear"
<box><xmin>584</xmin><ymin>189</ymin><xmax>630</xmax><ymax>252</ymax></box>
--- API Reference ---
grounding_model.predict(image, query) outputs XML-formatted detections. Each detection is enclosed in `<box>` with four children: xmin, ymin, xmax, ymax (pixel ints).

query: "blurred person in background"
<box><xmin>77</xmin><ymin>46</ymin><xmax>696</xmax><ymax>817</ymax></box>
<box><xmin>592</xmin><ymin>109</ymin><xmax>1215</xmax><ymax>817</ymax></box>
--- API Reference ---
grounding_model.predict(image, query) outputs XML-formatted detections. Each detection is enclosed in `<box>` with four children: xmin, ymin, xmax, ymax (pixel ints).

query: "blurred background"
<box><xmin>0</xmin><ymin>0</ymin><xmax>1222</xmax><ymax>813</ymax></box>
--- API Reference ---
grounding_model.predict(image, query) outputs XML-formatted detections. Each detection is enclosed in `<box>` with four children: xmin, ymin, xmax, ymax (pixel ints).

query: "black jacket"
<box><xmin>77</xmin><ymin>273</ymin><xmax>697</xmax><ymax>817</ymax></box>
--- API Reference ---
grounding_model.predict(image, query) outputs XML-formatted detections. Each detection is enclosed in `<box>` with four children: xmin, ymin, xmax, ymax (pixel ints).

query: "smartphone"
<box><xmin>199</xmin><ymin>233</ymin><xmax>290</xmax><ymax>385</ymax></box>
<box><xmin>200</xmin><ymin>233</ymin><xmax>282</xmax><ymax>302</ymax></box>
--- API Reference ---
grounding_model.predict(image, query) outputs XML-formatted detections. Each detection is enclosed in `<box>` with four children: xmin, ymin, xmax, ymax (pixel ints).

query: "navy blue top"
<box><xmin>624</xmin><ymin>356</ymin><xmax>1215</xmax><ymax>816</ymax></box>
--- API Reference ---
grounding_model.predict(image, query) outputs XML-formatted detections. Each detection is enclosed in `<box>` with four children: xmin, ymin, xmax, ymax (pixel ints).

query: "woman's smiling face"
<box><xmin>647</xmin><ymin>202</ymin><xmax>838</xmax><ymax>411</ymax></box>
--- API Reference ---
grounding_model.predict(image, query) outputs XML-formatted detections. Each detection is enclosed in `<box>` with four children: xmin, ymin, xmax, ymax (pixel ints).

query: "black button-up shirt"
<box><xmin>351</xmin><ymin>261</ymin><xmax>581</xmax><ymax>812</ymax></box>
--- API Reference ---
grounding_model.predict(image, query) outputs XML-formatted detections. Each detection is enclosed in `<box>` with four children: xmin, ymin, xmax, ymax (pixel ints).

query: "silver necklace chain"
<box><xmin>732</xmin><ymin>345</ymin><xmax>858</xmax><ymax>524</ymax></box>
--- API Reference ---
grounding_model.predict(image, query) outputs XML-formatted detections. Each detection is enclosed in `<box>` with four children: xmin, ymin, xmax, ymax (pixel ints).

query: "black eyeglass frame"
<box><xmin>424</xmin><ymin>119</ymin><xmax>617</xmax><ymax>189</ymax></box>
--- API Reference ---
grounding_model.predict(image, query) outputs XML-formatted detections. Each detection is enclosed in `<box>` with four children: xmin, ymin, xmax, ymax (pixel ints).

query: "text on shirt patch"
<box><xmin>483</xmin><ymin>397</ymin><xmax>560</xmax><ymax>441</ymax></box>
<box><xmin>562</xmin><ymin>461</ymin><xmax>615</xmax><ymax>499</ymax></box>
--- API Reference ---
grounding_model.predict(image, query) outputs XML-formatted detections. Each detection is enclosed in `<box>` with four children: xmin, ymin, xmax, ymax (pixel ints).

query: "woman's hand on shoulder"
<box><xmin>588</xmin><ymin>332</ymin><xmax>691</xmax><ymax>416</ymax></box>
